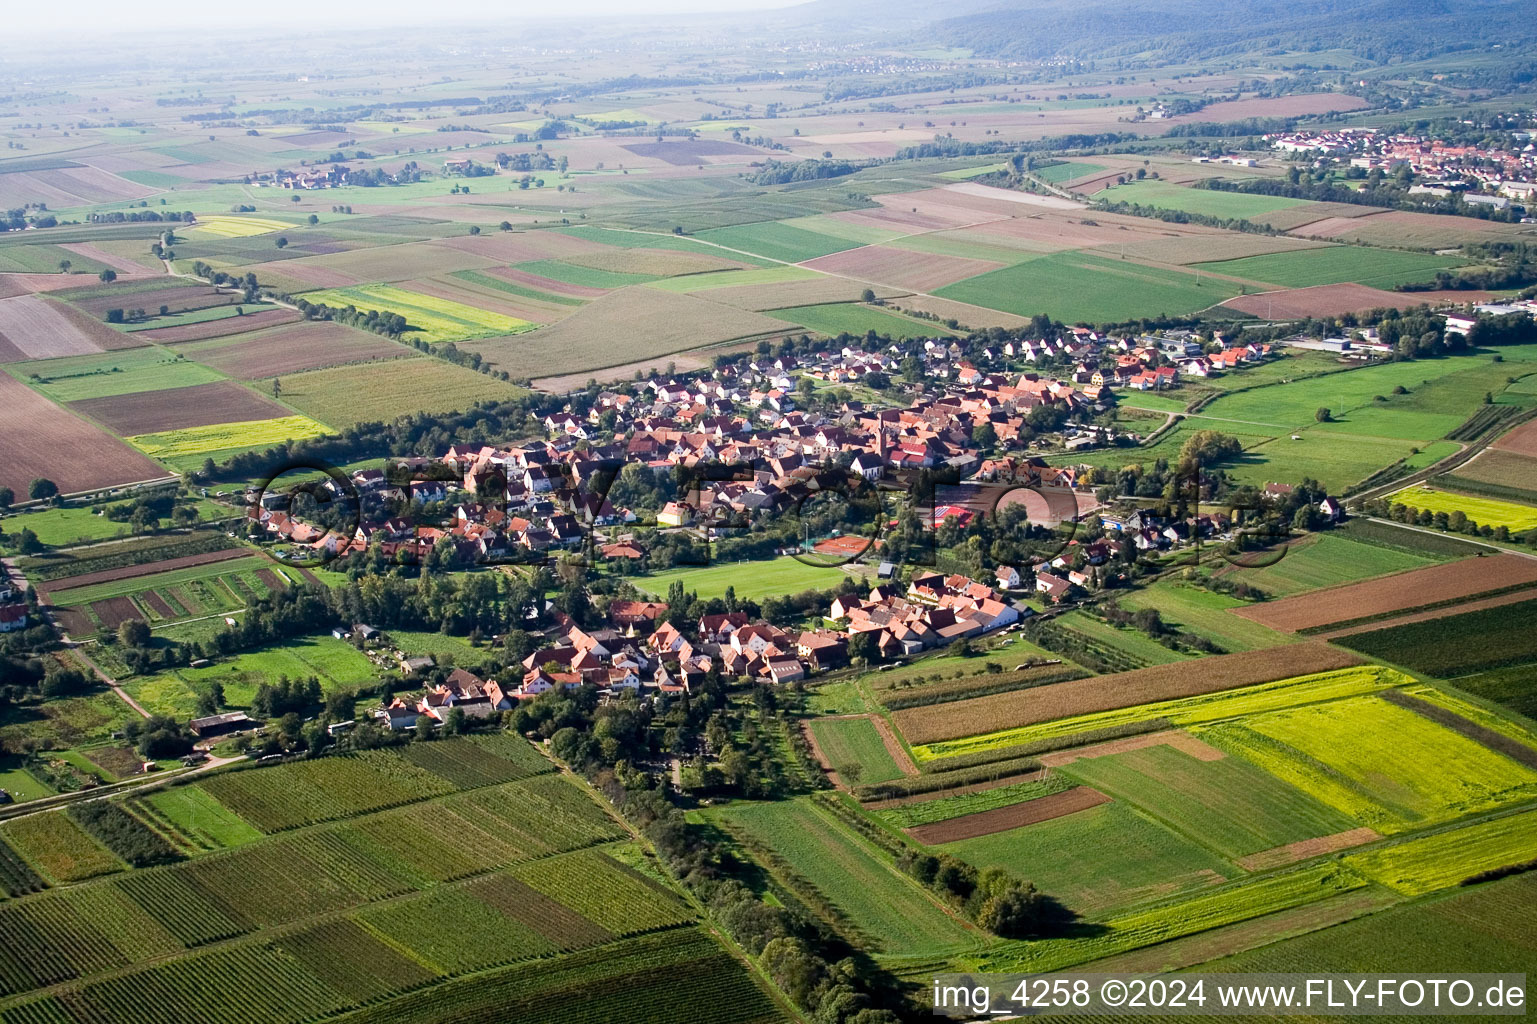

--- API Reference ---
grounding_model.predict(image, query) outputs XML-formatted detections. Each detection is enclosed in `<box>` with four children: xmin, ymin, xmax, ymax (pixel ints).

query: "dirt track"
<box><xmin>906</xmin><ymin>786</ymin><xmax>1108</xmax><ymax>844</ymax></box>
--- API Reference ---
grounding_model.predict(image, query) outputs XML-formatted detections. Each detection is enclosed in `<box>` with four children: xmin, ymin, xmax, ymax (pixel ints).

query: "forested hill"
<box><xmin>904</xmin><ymin>0</ymin><xmax>1537</xmax><ymax>64</ymax></box>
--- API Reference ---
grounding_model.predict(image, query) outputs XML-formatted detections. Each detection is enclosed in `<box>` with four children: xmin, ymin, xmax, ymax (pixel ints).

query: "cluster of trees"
<box><xmin>1363</xmin><ymin>496</ymin><xmax>1533</xmax><ymax>545</ymax></box>
<box><xmin>251</xmin><ymin>676</ymin><xmax>324</xmax><ymax>718</ymax></box>
<box><xmin>68</xmin><ymin>802</ymin><xmax>181</xmax><ymax>868</ymax></box>
<box><xmin>125</xmin><ymin>714</ymin><xmax>195</xmax><ymax>760</ymax></box>
<box><xmin>609</xmin><ymin>782</ymin><xmax>902</xmax><ymax>1024</ymax></box>
<box><xmin>84</xmin><ymin>209</ymin><xmax>195</xmax><ymax>224</ymax></box>
<box><xmin>1099</xmin><ymin>601</ymin><xmax>1222</xmax><ymax>654</ymax></box>
<box><xmin>1092</xmin><ymin>196</ymin><xmax>1278</xmax><ymax>236</ymax></box>
<box><xmin>895</xmin><ymin>848</ymin><xmax>1070</xmax><ymax>937</ymax></box>
<box><xmin>744</xmin><ymin>159</ymin><xmax>862</xmax><ymax>185</ymax></box>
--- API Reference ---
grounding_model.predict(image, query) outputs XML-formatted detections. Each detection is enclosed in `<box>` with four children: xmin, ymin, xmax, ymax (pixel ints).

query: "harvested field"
<box><xmin>865</xmin><ymin>190</ymin><xmax>1010</xmax><ymax>228</ymax></box>
<box><xmin>279</xmin><ymin>241</ymin><xmax>504</xmax><ymax>285</ymax></box>
<box><xmin>697</xmin><ymin>276</ymin><xmax>907</xmax><ymax>311</ymax></box>
<box><xmin>39</xmin><ymin>548</ymin><xmax>250</xmax><ymax>594</ymax></box>
<box><xmin>0</xmin><ymin>374</ymin><xmax>169</xmax><ymax>495</ymax></box>
<box><xmin>622</xmin><ymin>139</ymin><xmax>762</xmax><ymax>164</ymax></box>
<box><xmin>90</xmin><ymin>596</ymin><xmax>141</xmax><ymax>630</ymax></box>
<box><xmin>426</xmin><ymin>230</ymin><xmax>607</xmax><ymax>263</ymax></box>
<box><xmin>801</xmin><ymin>245</ymin><xmax>1003</xmax><ymax>291</ymax></box>
<box><xmin>59</xmin><ymin>243</ymin><xmax>149</xmax><ymax>276</ymax></box>
<box><xmin>0</xmin><ymin>294</ymin><xmax>131</xmax><ymax>358</ymax></box>
<box><xmin>66</xmin><ymin>284</ymin><xmax>244</xmax><ymax>319</ymax></box>
<box><xmin>884</xmin><ymin>294</ymin><xmax>1031</xmax><ymax>329</ymax></box>
<box><xmin>1168</xmin><ymin>93</ymin><xmax>1368</xmax><ymax>123</ymax></box>
<box><xmin>1295</xmin><ymin>209</ymin><xmax>1537</xmax><ymax>247</ymax></box>
<box><xmin>968</xmin><ymin>212</ymin><xmax>1203</xmax><ymax>252</ymax></box>
<box><xmin>1233</xmin><ymin>553</ymin><xmax>1537</xmax><ymax>633</ymax></box>
<box><xmin>892</xmin><ymin>643</ymin><xmax>1365</xmax><ymax>746</ymax></box>
<box><xmin>1222</xmin><ymin>283</ymin><xmax>1439</xmax><ymax>319</ymax></box>
<box><xmin>139</xmin><ymin>591</ymin><xmax>174</xmax><ymax>618</ymax></box>
<box><xmin>257</xmin><ymin>261</ymin><xmax>359</xmax><ymax>289</ymax></box>
<box><xmin>1037</xmin><ymin>730</ymin><xmax>1226</xmax><ymax>767</ymax></box>
<box><xmin>1251</xmin><ymin>203</ymin><xmax>1386</xmax><ymax>231</ymax></box>
<box><xmin>1238</xmin><ymin>827</ymin><xmax>1383</xmax><ymax>873</ymax></box>
<box><xmin>530</xmin><ymin>347</ymin><xmax>726</xmax><ymax>393</ymax></box>
<box><xmin>907</xmin><ymin>787</ymin><xmax>1109</xmax><ymax>844</ymax></box>
<box><xmin>464</xmin><ymin>288</ymin><xmax>792</xmax><ymax>379</ymax></box>
<box><xmin>1493</xmin><ymin>418</ymin><xmax>1537</xmax><ymax>458</ymax></box>
<box><xmin>1088</xmin><ymin>234</ymin><xmax>1332</xmax><ymax>266</ymax></box>
<box><xmin>188</xmin><ymin>322</ymin><xmax>411</xmax><ymax>379</ymax></box>
<box><xmin>137</xmin><ymin>307</ymin><xmax>299</xmax><ymax>344</ymax></box>
<box><xmin>71</xmin><ymin>380</ymin><xmax>291</xmax><ymax>435</ymax></box>
<box><xmin>1309</xmin><ymin>586</ymin><xmax>1537</xmax><ymax>641</ymax></box>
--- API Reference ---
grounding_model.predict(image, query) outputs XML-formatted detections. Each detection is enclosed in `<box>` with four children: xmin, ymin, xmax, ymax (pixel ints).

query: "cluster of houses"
<box><xmin>830</xmin><ymin>571</ymin><xmax>1021</xmax><ymax>658</ymax></box>
<box><xmin>0</xmin><ymin>564</ymin><xmax>27</xmax><ymax>633</ymax></box>
<box><xmin>247</xmin><ymin>337</ymin><xmax>1156</xmax><ymax>563</ymax></box>
<box><xmin>373</xmin><ymin>611</ymin><xmax>859</xmax><ymax>727</ymax></box>
<box><xmin>1264</xmin><ymin>126</ymin><xmax>1537</xmax><ymax>207</ymax></box>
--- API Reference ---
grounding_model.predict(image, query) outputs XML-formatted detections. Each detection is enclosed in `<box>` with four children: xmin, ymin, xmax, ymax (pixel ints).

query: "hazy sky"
<box><xmin>9</xmin><ymin>0</ymin><xmax>807</xmax><ymax>35</ymax></box>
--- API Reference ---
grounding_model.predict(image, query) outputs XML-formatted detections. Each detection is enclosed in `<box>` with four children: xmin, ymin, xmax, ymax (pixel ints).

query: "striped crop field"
<box><xmin>299</xmin><ymin>285</ymin><xmax>537</xmax><ymax>343</ymax></box>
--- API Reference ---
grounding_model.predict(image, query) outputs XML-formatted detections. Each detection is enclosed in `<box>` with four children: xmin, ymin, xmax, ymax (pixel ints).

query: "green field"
<box><xmin>715</xmin><ymin>798</ymin><xmax>976</xmax><ymax>955</ymax></box>
<box><xmin>767</xmin><ymin>302</ymin><xmax>943</xmax><ymax>340</ymax></box>
<box><xmin>1117</xmin><ymin>583</ymin><xmax>1293</xmax><ymax>652</ymax></box>
<box><xmin>975</xmin><ymin>863</ymin><xmax>1364</xmax><ymax>973</ymax></box>
<box><xmin>448</xmin><ymin>269</ymin><xmax>586</xmax><ymax>306</ymax></box>
<box><xmin>940</xmin><ymin>801</ymin><xmax>1235</xmax><ymax>917</ymax></box>
<box><xmin>1192</xmin><ymin>246</ymin><xmax>1462</xmax><ymax>289</ymax></box>
<box><xmin>1389</xmin><ymin>482</ymin><xmax>1537</xmax><ymax>531</ymax></box>
<box><xmin>1</xmin><ymin>502</ymin><xmax>225</xmax><ymax>547</ymax></box>
<box><xmin>873</xmin><ymin>775</ymin><xmax>1073</xmax><ymax>829</ymax></box>
<box><xmin>635</xmin><ymin>556</ymin><xmax>859</xmax><ymax>603</ymax></box>
<box><xmin>912</xmin><ymin>666</ymin><xmax>1404</xmax><ymax>761</ymax></box>
<box><xmin>513</xmin><ymin>259</ymin><xmax>660</xmax><ymax>289</ymax></box>
<box><xmin>807</xmin><ymin>718</ymin><xmax>905</xmax><ymax>785</ymax></box>
<box><xmin>936</xmin><ymin>251</ymin><xmax>1242</xmax><ymax>323</ymax></box>
<box><xmin>1204</xmin><ymin>694</ymin><xmax>1537</xmax><ymax>833</ymax></box>
<box><xmin>7</xmin><ymin>349</ymin><xmax>225</xmax><ymax>402</ymax></box>
<box><xmin>1206</xmin><ymin>871</ymin><xmax>1537</xmax><ymax>973</ymax></box>
<box><xmin>43</xmin><ymin>554</ymin><xmax>275</xmax><ymax>610</ymax></box>
<box><xmin>1053</xmin><ymin>609</ymin><xmax>1196</xmax><ymax>667</ymax></box>
<box><xmin>129</xmin><ymin>635</ymin><xmax>382</xmax><ymax>712</ymax></box>
<box><xmin>135</xmin><ymin>786</ymin><xmax>266</xmax><ymax>851</ymax></box>
<box><xmin>1034</xmin><ymin>161</ymin><xmax>1107</xmax><ymax>184</ymax></box>
<box><xmin>1337</xmin><ymin>597</ymin><xmax>1537</xmax><ymax>680</ymax></box>
<box><xmin>1215</xmin><ymin>532</ymin><xmax>1441</xmax><ymax>596</ymax></box>
<box><xmin>1058</xmin><ymin>742</ymin><xmax>1357</xmax><ymax>860</ymax></box>
<box><xmin>129</xmin><ymin>415</ymin><xmax>332</xmax><ymax>462</ymax></box>
<box><xmin>298</xmin><ymin>284</ymin><xmax>537</xmax><ymax>343</ymax></box>
<box><xmin>271</xmin><ymin>358</ymin><xmax>524</xmax><ymax>428</ymax></box>
<box><xmin>1345</xmin><ymin>810</ymin><xmax>1537</xmax><ymax>895</ymax></box>
<box><xmin>1097</xmin><ymin>179</ymin><xmax>1314</xmax><ymax>219</ymax></box>
<box><xmin>694</xmin><ymin>221</ymin><xmax>864</xmax><ymax>264</ymax></box>
<box><xmin>646</xmin><ymin>265</ymin><xmax>818</xmax><ymax>293</ymax></box>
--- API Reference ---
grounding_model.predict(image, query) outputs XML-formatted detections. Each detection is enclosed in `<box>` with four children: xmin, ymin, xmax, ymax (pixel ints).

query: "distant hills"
<box><xmin>775</xmin><ymin>0</ymin><xmax>1537</xmax><ymax>67</ymax></box>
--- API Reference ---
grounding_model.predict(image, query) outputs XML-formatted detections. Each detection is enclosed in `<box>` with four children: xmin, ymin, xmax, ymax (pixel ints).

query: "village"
<box><xmin>230</xmin><ymin>327</ymin><xmax>1348</xmax><ymax>730</ymax></box>
<box><xmin>1263</xmin><ymin>124</ymin><xmax>1537</xmax><ymax>209</ymax></box>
